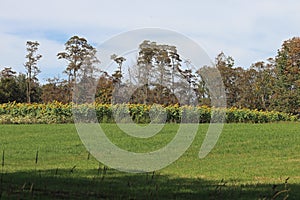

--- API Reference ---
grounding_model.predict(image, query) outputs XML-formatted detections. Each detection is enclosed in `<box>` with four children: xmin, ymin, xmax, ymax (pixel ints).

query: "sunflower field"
<box><xmin>0</xmin><ymin>101</ymin><xmax>297</xmax><ymax>124</ymax></box>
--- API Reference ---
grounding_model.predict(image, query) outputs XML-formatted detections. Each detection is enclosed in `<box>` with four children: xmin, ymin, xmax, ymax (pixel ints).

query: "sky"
<box><xmin>1</xmin><ymin>0</ymin><xmax>300</xmax><ymax>83</ymax></box>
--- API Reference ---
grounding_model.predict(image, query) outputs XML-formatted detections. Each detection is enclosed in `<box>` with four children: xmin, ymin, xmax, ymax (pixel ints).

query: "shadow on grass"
<box><xmin>0</xmin><ymin>168</ymin><xmax>299</xmax><ymax>200</ymax></box>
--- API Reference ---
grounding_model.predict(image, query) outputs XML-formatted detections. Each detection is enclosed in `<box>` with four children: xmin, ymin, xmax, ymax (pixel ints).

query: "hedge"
<box><xmin>0</xmin><ymin>102</ymin><xmax>297</xmax><ymax>124</ymax></box>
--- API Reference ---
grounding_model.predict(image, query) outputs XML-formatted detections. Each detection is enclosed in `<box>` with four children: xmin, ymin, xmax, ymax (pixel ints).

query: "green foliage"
<box><xmin>0</xmin><ymin>77</ymin><xmax>20</xmax><ymax>103</ymax></box>
<box><xmin>0</xmin><ymin>102</ymin><xmax>297</xmax><ymax>124</ymax></box>
<box><xmin>273</xmin><ymin>37</ymin><xmax>300</xmax><ymax>114</ymax></box>
<box><xmin>0</xmin><ymin>70</ymin><xmax>27</xmax><ymax>103</ymax></box>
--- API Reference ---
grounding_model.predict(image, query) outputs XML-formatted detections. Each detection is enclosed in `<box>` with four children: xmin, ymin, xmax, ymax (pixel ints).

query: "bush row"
<box><xmin>0</xmin><ymin>102</ymin><xmax>297</xmax><ymax>124</ymax></box>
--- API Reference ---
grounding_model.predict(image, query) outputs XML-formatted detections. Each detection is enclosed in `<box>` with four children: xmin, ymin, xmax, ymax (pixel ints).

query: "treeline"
<box><xmin>0</xmin><ymin>36</ymin><xmax>299</xmax><ymax>115</ymax></box>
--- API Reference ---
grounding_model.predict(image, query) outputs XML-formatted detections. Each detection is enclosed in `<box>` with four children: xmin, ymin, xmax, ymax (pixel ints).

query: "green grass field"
<box><xmin>0</xmin><ymin>123</ymin><xmax>299</xmax><ymax>199</ymax></box>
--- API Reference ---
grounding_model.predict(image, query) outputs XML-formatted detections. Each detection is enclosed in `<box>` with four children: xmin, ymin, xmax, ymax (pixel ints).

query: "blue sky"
<box><xmin>1</xmin><ymin>0</ymin><xmax>300</xmax><ymax>83</ymax></box>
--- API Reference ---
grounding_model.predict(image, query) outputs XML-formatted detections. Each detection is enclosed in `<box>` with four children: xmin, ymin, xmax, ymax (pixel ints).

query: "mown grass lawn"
<box><xmin>0</xmin><ymin>123</ymin><xmax>299</xmax><ymax>199</ymax></box>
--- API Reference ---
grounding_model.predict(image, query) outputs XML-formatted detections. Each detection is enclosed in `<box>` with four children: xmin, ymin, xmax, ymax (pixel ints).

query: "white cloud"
<box><xmin>1</xmin><ymin>0</ymin><xmax>300</xmax><ymax>81</ymax></box>
<box><xmin>0</xmin><ymin>32</ymin><xmax>26</xmax><ymax>71</ymax></box>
